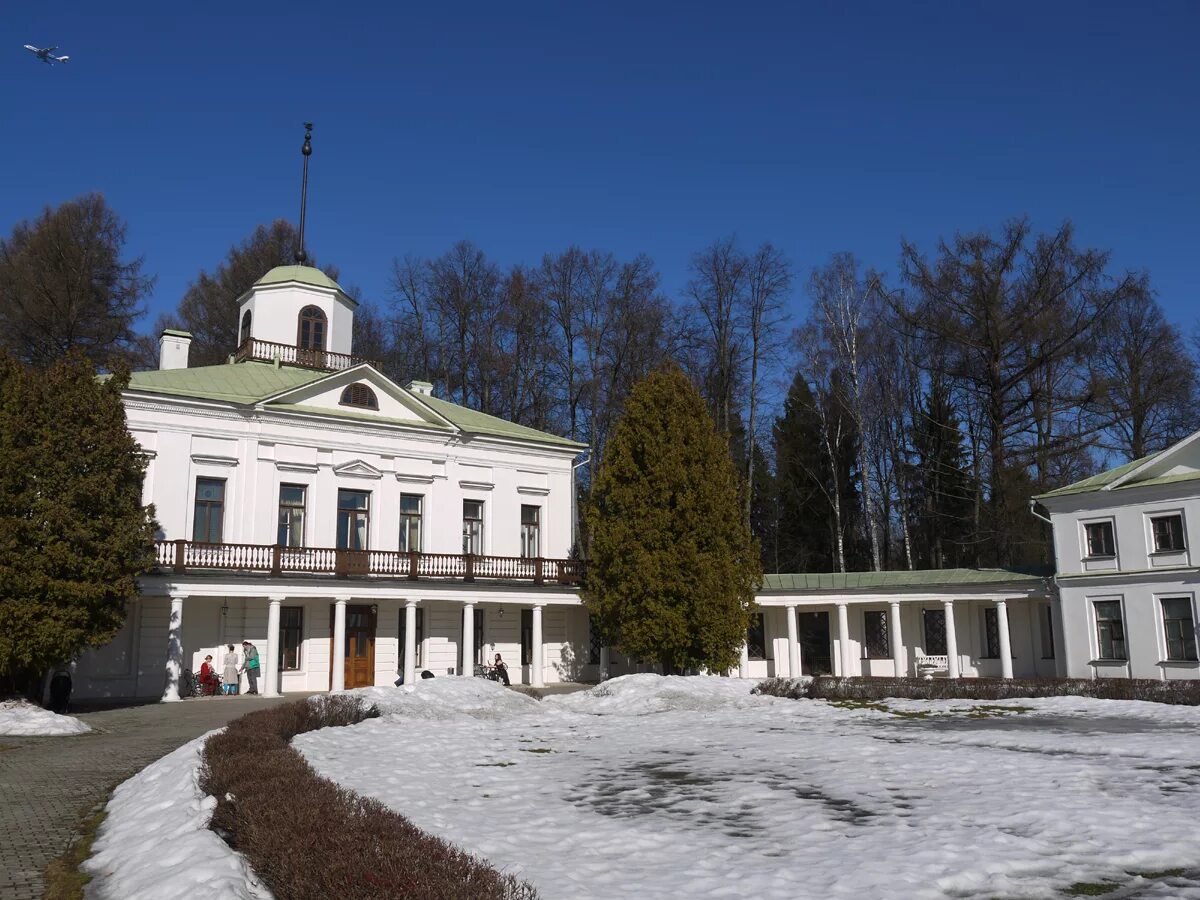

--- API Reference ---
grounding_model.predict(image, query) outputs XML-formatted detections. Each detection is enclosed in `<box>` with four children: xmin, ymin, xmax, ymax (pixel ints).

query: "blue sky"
<box><xmin>3</xmin><ymin>1</ymin><xmax>1197</xmax><ymax>332</ymax></box>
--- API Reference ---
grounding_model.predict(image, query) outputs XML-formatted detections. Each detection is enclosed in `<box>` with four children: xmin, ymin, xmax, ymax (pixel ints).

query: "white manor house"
<box><xmin>73</xmin><ymin>264</ymin><xmax>1198</xmax><ymax>699</ymax></box>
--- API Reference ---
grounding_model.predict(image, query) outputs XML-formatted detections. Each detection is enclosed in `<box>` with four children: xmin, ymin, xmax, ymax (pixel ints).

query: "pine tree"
<box><xmin>910</xmin><ymin>380</ymin><xmax>974</xmax><ymax>568</ymax></box>
<box><xmin>0</xmin><ymin>352</ymin><xmax>157</xmax><ymax>697</ymax></box>
<box><xmin>583</xmin><ymin>365</ymin><xmax>760</xmax><ymax>673</ymax></box>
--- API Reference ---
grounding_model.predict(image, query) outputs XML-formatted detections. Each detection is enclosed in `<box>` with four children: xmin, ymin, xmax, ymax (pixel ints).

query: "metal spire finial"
<box><xmin>295</xmin><ymin>122</ymin><xmax>313</xmax><ymax>265</ymax></box>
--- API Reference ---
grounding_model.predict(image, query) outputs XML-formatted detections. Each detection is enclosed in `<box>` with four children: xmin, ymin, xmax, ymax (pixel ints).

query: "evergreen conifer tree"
<box><xmin>0</xmin><ymin>352</ymin><xmax>156</xmax><ymax>697</ymax></box>
<box><xmin>583</xmin><ymin>365</ymin><xmax>760</xmax><ymax>673</ymax></box>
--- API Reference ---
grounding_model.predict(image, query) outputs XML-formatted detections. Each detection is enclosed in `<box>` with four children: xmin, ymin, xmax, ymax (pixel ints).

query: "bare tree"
<box><xmin>686</xmin><ymin>237</ymin><xmax>747</xmax><ymax>438</ymax></box>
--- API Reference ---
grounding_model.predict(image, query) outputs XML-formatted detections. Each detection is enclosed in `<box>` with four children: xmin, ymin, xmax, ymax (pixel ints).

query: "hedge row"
<box><xmin>753</xmin><ymin>675</ymin><xmax>1200</xmax><ymax>705</ymax></box>
<box><xmin>200</xmin><ymin>695</ymin><xmax>538</xmax><ymax>900</ymax></box>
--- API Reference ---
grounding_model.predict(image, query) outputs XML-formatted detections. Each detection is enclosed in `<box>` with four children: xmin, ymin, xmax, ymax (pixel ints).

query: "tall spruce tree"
<box><xmin>583</xmin><ymin>365</ymin><xmax>760</xmax><ymax>673</ymax></box>
<box><xmin>910</xmin><ymin>380</ymin><xmax>974</xmax><ymax>568</ymax></box>
<box><xmin>0</xmin><ymin>352</ymin><xmax>156</xmax><ymax>697</ymax></box>
<box><xmin>772</xmin><ymin>373</ymin><xmax>836</xmax><ymax>572</ymax></box>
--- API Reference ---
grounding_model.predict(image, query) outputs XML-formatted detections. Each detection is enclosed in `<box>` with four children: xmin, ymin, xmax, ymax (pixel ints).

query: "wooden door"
<box><xmin>329</xmin><ymin>604</ymin><xmax>377</xmax><ymax>689</ymax></box>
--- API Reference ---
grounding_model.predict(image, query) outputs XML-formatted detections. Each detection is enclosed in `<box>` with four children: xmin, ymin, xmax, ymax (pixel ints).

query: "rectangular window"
<box><xmin>588</xmin><ymin>615</ymin><xmax>602</xmax><ymax>665</ymax></box>
<box><xmin>1094</xmin><ymin>600</ymin><xmax>1127</xmax><ymax>660</ymax></box>
<box><xmin>336</xmin><ymin>489</ymin><xmax>370</xmax><ymax>551</ymax></box>
<box><xmin>1040</xmin><ymin>605</ymin><xmax>1056</xmax><ymax>659</ymax></box>
<box><xmin>1151</xmin><ymin>514</ymin><xmax>1186</xmax><ymax>553</ymax></box>
<box><xmin>521</xmin><ymin>608</ymin><xmax>533</xmax><ymax>666</ymax></box>
<box><xmin>192</xmin><ymin>478</ymin><xmax>225</xmax><ymax>543</ymax></box>
<box><xmin>463</xmin><ymin>500</ymin><xmax>484</xmax><ymax>554</ymax></box>
<box><xmin>520</xmin><ymin>505</ymin><xmax>541</xmax><ymax>558</ymax></box>
<box><xmin>746</xmin><ymin>613</ymin><xmax>768</xmax><ymax>661</ymax></box>
<box><xmin>1161</xmin><ymin>598</ymin><xmax>1198</xmax><ymax>662</ymax></box>
<box><xmin>922</xmin><ymin>608</ymin><xmax>947</xmax><ymax>656</ymax></box>
<box><xmin>279</xmin><ymin>607</ymin><xmax>303</xmax><ymax>671</ymax></box>
<box><xmin>399</xmin><ymin>494</ymin><xmax>423</xmax><ymax>553</ymax></box>
<box><xmin>1084</xmin><ymin>521</ymin><xmax>1115</xmax><ymax>558</ymax></box>
<box><xmin>863</xmin><ymin>611</ymin><xmax>889</xmax><ymax>659</ymax></box>
<box><xmin>398</xmin><ymin>607</ymin><xmax>425</xmax><ymax>670</ymax></box>
<box><xmin>983</xmin><ymin>608</ymin><xmax>1001</xmax><ymax>658</ymax></box>
<box><xmin>277</xmin><ymin>484</ymin><xmax>306</xmax><ymax>547</ymax></box>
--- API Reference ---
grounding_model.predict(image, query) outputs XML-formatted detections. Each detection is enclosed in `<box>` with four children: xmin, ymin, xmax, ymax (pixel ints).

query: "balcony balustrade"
<box><xmin>153</xmin><ymin>540</ymin><xmax>583</xmax><ymax>586</ymax></box>
<box><xmin>233</xmin><ymin>337</ymin><xmax>378</xmax><ymax>372</ymax></box>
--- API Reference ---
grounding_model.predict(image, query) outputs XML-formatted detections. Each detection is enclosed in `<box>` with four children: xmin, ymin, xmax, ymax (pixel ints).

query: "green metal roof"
<box><xmin>122</xmin><ymin>361</ymin><xmax>583</xmax><ymax>449</ymax></box>
<box><xmin>254</xmin><ymin>265</ymin><xmax>344</xmax><ymax>292</ymax></box>
<box><xmin>160</xmin><ymin>328</ymin><xmax>193</xmax><ymax>338</ymax></box>
<box><xmin>1033</xmin><ymin>453</ymin><xmax>1160</xmax><ymax>499</ymax></box>
<box><xmin>417</xmin><ymin>393</ymin><xmax>587</xmax><ymax>449</ymax></box>
<box><xmin>125</xmin><ymin>361</ymin><xmax>327</xmax><ymax>403</ymax></box>
<box><xmin>761</xmin><ymin>567</ymin><xmax>1052</xmax><ymax>592</ymax></box>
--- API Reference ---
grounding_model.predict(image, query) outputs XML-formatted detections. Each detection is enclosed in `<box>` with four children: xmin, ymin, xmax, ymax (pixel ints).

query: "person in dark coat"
<box><xmin>492</xmin><ymin>653</ymin><xmax>511</xmax><ymax>686</ymax></box>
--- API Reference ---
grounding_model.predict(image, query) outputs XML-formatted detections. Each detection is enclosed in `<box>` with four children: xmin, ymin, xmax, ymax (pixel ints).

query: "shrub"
<box><xmin>200</xmin><ymin>695</ymin><xmax>538</xmax><ymax>900</ymax></box>
<box><xmin>753</xmin><ymin>676</ymin><xmax>1200</xmax><ymax>706</ymax></box>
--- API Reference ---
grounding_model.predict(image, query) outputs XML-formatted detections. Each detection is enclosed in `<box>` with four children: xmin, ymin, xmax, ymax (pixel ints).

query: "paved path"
<box><xmin>0</xmin><ymin>696</ymin><xmax>296</xmax><ymax>900</ymax></box>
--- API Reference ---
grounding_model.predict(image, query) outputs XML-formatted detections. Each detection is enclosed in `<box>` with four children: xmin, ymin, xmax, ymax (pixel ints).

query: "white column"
<box><xmin>889</xmin><ymin>601</ymin><xmax>905</xmax><ymax>677</ymax></box>
<box><xmin>943</xmin><ymin>599</ymin><xmax>960</xmax><ymax>679</ymax></box>
<box><xmin>403</xmin><ymin>600</ymin><xmax>418</xmax><ymax>685</ymax></box>
<box><xmin>531</xmin><ymin>604</ymin><xmax>545</xmax><ymax>688</ymax></box>
<box><xmin>461</xmin><ymin>603</ymin><xmax>475</xmax><ymax>675</ymax></box>
<box><xmin>785</xmin><ymin>604</ymin><xmax>800</xmax><ymax>678</ymax></box>
<box><xmin>264</xmin><ymin>596</ymin><xmax>283</xmax><ymax>696</ymax></box>
<box><xmin>996</xmin><ymin>599</ymin><xmax>1014</xmax><ymax>679</ymax></box>
<box><xmin>161</xmin><ymin>592</ymin><xmax>186</xmax><ymax>702</ymax></box>
<box><xmin>738</xmin><ymin>642</ymin><xmax>750</xmax><ymax>678</ymax></box>
<box><xmin>599</xmin><ymin>646</ymin><xmax>610</xmax><ymax>681</ymax></box>
<box><xmin>836</xmin><ymin>602</ymin><xmax>852</xmax><ymax>677</ymax></box>
<box><xmin>331</xmin><ymin>596</ymin><xmax>348</xmax><ymax>692</ymax></box>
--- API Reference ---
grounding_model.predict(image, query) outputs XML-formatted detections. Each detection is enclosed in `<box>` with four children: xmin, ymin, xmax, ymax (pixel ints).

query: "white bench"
<box><xmin>915</xmin><ymin>655</ymin><xmax>949</xmax><ymax>679</ymax></box>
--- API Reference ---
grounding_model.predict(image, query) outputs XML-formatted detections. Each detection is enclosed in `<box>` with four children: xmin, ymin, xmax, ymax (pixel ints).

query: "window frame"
<box><xmin>520</xmin><ymin>504</ymin><xmax>541</xmax><ymax>559</ymax></box>
<box><xmin>922</xmin><ymin>608</ymin><xmax>947</xmax><ymax>656</ymax></box>
<box><xmin>399</xmin><ymin>493</ymin><xmax>423</xmax><ymax>553</ymax></box>
<box><xmin>463</xmin><ymin>499</ymin><xmax>484</xmax><ymax>555</ymax></box>
<box><xmin>277</xmin><ymin>483</ymin><xmax>307</xmax><ymax>548</ymax></box>
<box><xmin>1082</xmin><ymin>519</ymin><xmax>1116</xmax><ymax>559</ymax></box>
<box><xmin>279</xmin><ymin>606</ymin><xmax>304</xmax><ymax>671</ymax></box>
<box><xmin>1160</xmin><ymin>596</ymin><xmax>1198</xmax><ymax>662</ymax></box>
<box><xmin>1093</xmin><ymin>599</ymin><xmax>1127</xmax><ymax>661</ymax></box>
<box><xmin>336</xmin><ymin>489</ymin><xmax>371</xmax><ymax>551</ymax></box>
<box><xmin>239</xmin><ymin>309</ymin><xmax>252</xmax><ymax>345</ymax></box>
<box><xmin>192</xmin><ymin>477</ymin><xmax>226</xmax><ymax>544</ymax></box>
<box><xmin>297</xmin><ymin>305</ymin><xmax>327</xmax><ymax>351</ymax></box>
<box><xmin>746</xmin><ymin>612</ymin><xmax>769</xmax><ymax>661</ymax></box>
<box><xmin>862</xmin><ymin>610</ymin><xmax>889</xmax><ymax>659</ymax></box>
<box><xmin>339</xmin><ymin>383</ymin><xmax>379</xmax><ymax>410</ymax></box>
<box><xmin>1149</xmin><ymin>512</ymin><xmax>1187</xmax><ymax>554</ymax></box>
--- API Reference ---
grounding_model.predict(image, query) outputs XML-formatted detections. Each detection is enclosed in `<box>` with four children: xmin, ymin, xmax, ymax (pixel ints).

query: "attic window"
<box><xmin>340</xmin><ymin>383</ymin><xmax>378</xmax><ymax>410</ymax></box>
<box><xmin>239</xmin><ymin>310</ymin><xmax>252</xmax><ymax>345</ymax></box>
<box><xmin>298</xmin><ymin>305</ymin><xmax>327</xmax><ymax>351</ymax></box>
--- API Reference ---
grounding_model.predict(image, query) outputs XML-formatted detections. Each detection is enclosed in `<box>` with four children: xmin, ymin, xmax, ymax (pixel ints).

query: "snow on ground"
<box><xmin>84</xmin><ymin>730</ymin><xmax>271</xmax><ymax>900</ymax></box>
<box><xmin>297</xmin><ymin>674</ymin><xmax>1200</xmax><ymax>899</ymax></box>
<box><xmin>0</xmin><ymin>699</ymin><xmax>90</xmax><ymax>735</ymax></box>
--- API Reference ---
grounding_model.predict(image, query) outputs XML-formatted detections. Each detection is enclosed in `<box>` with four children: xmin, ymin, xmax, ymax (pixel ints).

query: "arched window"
<box><xmin>239</xmin><ymin>309</ymin><xmax>252</xmax><ymax>345</ymax></box>
<box><xmin>340</xmin><ymin>383</ymin><xmax>379</xmax><ymax>410</ymax></box>
<box><xmin>297</xmin><ymin>305</ymin><xmax>327</xmax><ymax>351</ymax></box>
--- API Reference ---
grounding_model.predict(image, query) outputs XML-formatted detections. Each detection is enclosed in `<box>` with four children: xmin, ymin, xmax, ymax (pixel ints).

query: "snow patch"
<box><xmin>84</xmin><ymin>730</ymin><xmax>270</xmax><ymax>900</ymax></box>
<box><xmin>0</xmin><ymin>699</ymin><xmax>90</xmax><ymax>735</ymax></box>
<box><xmin>342</xmin><ymin>676</ymin><xmax>541</xmax><ymax>720</ymax></box>
<box><xmin>544</xmin><ymin>673</ymin><xmax>773</xmax><ymax>716</ymax></box>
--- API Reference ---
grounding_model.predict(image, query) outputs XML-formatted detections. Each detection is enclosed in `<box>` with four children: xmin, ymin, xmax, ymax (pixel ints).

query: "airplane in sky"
<box><xmin>24</xmin><ymin>45</ymin><xmax>70</xmax><ymax>65</ymax></box>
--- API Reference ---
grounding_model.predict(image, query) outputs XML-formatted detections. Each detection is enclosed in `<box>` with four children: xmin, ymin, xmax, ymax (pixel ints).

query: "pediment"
<box><xmin>332</xmin><ymin>459</ymin><xmax>383</xmax><ymax>479</ymax></box>
<box><xmin>256</xmin><ymin>365</ymin><xmax>456</xmax><ymax>431</ymax></box>
<box><xmin>1110</xmin><ymin>429</ymin><xmax>1200</xmax><ymax>490</ymax></box>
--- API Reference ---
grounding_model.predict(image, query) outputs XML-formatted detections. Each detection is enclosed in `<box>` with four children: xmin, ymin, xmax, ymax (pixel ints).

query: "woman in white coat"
<box><xmin>221</xmin><ymin>644</ymin><xmax>241</xmax><ymax>695</ymax></box>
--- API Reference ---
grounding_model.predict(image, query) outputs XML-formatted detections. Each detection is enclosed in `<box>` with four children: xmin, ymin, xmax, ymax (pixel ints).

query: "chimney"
<box><xmin>406</xmin><ymin>379</ymin><xmax>434</xmax><ymax>397</ymax></box>
<box><xmin>158</xmin><ymin>329</ymin><xmax>193</xmax><ymax>370</ymax></box>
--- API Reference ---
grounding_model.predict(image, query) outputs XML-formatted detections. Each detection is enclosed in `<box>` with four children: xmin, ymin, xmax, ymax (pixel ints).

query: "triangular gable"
<box><xmin>255</xmin><ymin>364</ymin><xmax>457</xmax><ymax>430</ymax></box>
<box><xmin>1106</xmin><ymin>427</ymin><xmax>1200</xmax><ymax>490</ymax></box>
<box><xmin>332</xmin><ymin>459</ymin><xmax>384</xmax><ymax>479</ymax></box>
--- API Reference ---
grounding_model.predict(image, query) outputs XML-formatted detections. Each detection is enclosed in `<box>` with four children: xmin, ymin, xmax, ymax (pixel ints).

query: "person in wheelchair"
<box><xmin>198</xmin><ymin>655</ymin><xmax>221</xmax><ymax>696</ymax></box>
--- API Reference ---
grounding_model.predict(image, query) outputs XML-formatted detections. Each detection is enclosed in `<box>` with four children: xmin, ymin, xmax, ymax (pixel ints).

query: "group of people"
<box><xmin>198</xmin><ymin>641</ymin><xmax>260</xmax><ymax>696</ymax></box>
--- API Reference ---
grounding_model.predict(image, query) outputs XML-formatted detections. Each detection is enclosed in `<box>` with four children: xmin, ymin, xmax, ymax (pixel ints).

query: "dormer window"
<box><xmin>239</xmin><ymin>310</ymin><xmax>252</xmax><ymax>345</ymax></box>
<box><xmin>340</xmin><ymin>383</ymin><xmax>378</xmax><ymax>410</ymax></box>
<box><xmin>298</xmin><ymin>305</ymin><xmax>327</xmax><ymax>351</ymax></box>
